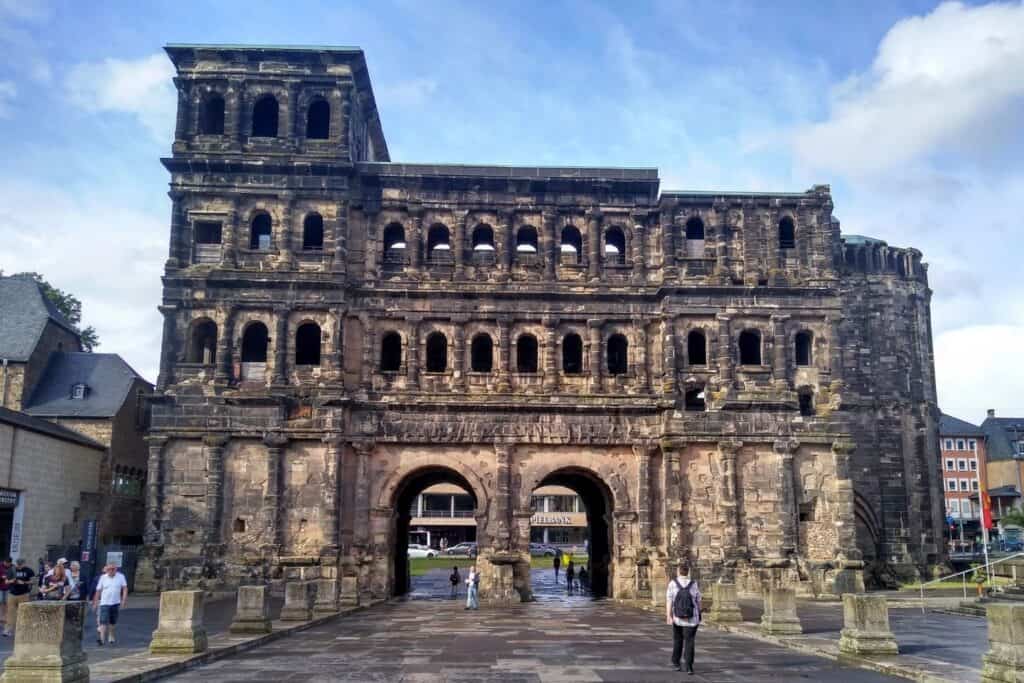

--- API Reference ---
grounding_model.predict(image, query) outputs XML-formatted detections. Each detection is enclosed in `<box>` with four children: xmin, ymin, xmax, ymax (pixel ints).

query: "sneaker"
<box><xmin>96</xmin><ymin>638</ymin><xmax>103</xmax><ymax>646</ymax></box>
<box><xmin>108</xmin><ymin>638</ymin><xmax>116</xmax><ymax>646</ymax></box>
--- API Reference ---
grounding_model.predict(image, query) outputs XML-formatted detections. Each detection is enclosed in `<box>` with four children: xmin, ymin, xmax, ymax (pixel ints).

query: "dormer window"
<box><xmin>71</xmin><ymin>383</ymin><xmax>88</xmax><ymax>399</ymax></box>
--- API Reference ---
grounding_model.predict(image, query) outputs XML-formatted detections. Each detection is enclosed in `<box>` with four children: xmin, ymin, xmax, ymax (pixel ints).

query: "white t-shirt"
<box><xmin>96</xmin><ymin>572</ymin><xmax>127</xmax><ymax>606</ymax></box>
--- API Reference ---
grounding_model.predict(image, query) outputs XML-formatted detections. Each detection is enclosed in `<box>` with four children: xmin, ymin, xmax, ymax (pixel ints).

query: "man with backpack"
<box><xmin>665</xmin><ymin>563</ymin><xmax>702</xmax><ymax>675</ymax></box>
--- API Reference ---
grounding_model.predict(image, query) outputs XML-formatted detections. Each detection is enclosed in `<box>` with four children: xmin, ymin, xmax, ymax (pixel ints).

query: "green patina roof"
<box><xmin>166</xmin><ymin>43</ymin><xmax>362</xmax><ymax>53</ymax></box>
<box><xmin>842</xmin><ymin>234</ymin><xmax>888</xmax><ymax>246</ymax></box>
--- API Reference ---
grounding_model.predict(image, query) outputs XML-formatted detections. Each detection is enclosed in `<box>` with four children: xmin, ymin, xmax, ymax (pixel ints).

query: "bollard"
<box><xmin>838</xmin><ymin>594</ymin><xmax>898</xmax><ymax>656</ymax></box>
<box><xmin>1</xmin><ymin>601</ymin><xmax>89</xmax><ymax>682</ymax></box>
<box><xmin>149</xmin><ymin>590</ymin><xmax>209</xmax><ymax>655</ymax></box>
<box><xmin>229</xmin><ymin>585</ymin><xmax>272</xmax><ymax>634</ymax></box>
<box><xmin>981</xmin><ymin>603</ymin><xmax>1024</xmax><ymax>682</ymax></box>
<box><xmin>760</xmin><ymin>587</ymin><xmax>803</xmax><ymax>636</ymax></box>
<box><xmin>706</xmin><ymin>581</ymin><xmax>742</xmax><ymax>623</ymax></box>
<box><xmin>313</xmin><ymin>579</ymin><xmax>340</xmax><ymax>617</ymax></box>
<box><xmin>280</xmin><ymin>581</ymin><xmax>314</xmax><ymax>621</ymax></box>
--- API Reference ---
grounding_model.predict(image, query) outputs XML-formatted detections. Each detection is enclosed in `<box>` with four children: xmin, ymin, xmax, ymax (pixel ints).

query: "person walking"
<box><xmin>0</xmin><ymin>558</ymin><xmax>10</xmax><ymax>631</ymax></box>
<box><xmin>552</xmin><ymin>552</ymin><xmax>561</xmax><ymax>581</ymax></box>
<box><xmin>566</xmin><ymin>560</ymin><xmax>576</xmax><ymax>593</ymax></box>
<box><xmin>92</xmin><ymin>563</ymin><xmax>128</xmax><ymax>646</ymax></box>
<box><xmin>449</xmin><ymin>566</ymin><xmax>461</xmax><ymax>598</ymax></box>
<box><xmin>4</xmin><ymin>559</ymin><xmax>35</xmax><ymax>637</ymax></box>
<box><xmin>465</xmin><ymin>565</ymin><xmax>479</xmax><ymax>610</ymax></box>
<box><xmin>665</xmin><ymin>563</ymin><xmax>701</xmax><ymax>675</ymax></box>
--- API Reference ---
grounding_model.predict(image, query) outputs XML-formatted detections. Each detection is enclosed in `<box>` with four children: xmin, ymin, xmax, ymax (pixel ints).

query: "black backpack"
<box><xmin>672</xmin><ymin>579</ymin><xmax>695</xmax><ymax>619</ymax></box>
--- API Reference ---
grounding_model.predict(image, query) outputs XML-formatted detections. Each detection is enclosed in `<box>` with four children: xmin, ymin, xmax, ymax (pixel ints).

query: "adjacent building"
<box><xmin>939</xmin><ymin>413</ymin><xmax>986</xmax><ymax>550</ymax></box>
<box><xmin>980</xmin><ymin>410</ymin><xmax>1024</xmax><ymax>527</ymax></box>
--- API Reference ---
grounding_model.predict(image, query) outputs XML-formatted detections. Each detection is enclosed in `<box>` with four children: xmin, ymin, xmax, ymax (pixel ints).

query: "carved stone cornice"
<box><xmin>773</xmin><ymin>438</ymin><xmax>800</xmax><ymax>455</ymax></box>
<box><xmin>202</xmin><ymin>433</ymin><xmax>229</xmax><ymax>448</ymax></box>
<box><xmin>717</xmin><ymin>440</ymin><xmax>743</xmax><ymax>456</ymax></box>
<box><xmin>262</xmin><ymin>432</ymin><xmax>289</xmax><ymax>449</ymax></box>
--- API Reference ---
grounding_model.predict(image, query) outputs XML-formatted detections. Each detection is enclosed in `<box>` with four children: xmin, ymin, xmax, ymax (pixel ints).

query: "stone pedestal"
<box><xmin>1</xmin><ymin>601</ymin><xmax>89</xmax><ymax>682</ymax></box>
<box><xmin>707</xmin><ymin>581</ymin><xmax>742</xmax><ymax>623</ymax></box>
<box><xmin>838</xmin><ymin>594</ymin><xmax>898</xmax><ymax>656</ymax></box>
<box><xmin>313</xmin><ymin>579</ymin><xmax>339</xmax><ymax>617</ymax></box>
<box><xmin>280</xmin><ymin>581</ymin><xmax>313</xmax><ymax>621</ymax></box>
<box><xmin>149</xmin><ymin>590</ymin><xmax>208</xmax><ymax>655</ymax></box>
<box><xmin>483</xmin><ymin>553</ymin><xmax>520</xmax><ymax>606</ymax></box>
<box><xmin>760</xmin><ymin>587</ymin><xmax>803</xmax><ymax>636</ymax></box>
<box><xmin>982</xmin><ymin>603</ymin><xmax>1024</xmax><ymax>682</ymax></box>
<box><xmin>339</xmin><ymin>575</ymin><xmax>359</xmax><ymax>607</ymax></box>
<box><xmin>229</xmin><ymin>585</ymin><xmax>271</xmax><ymax>635</ymax></box>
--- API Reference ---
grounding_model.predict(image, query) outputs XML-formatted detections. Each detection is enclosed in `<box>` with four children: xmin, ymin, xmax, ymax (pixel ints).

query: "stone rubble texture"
<box><xmin>141</xmin><ymin>44</ymin><xmax>946</xmax><ymax>605</ymax></box>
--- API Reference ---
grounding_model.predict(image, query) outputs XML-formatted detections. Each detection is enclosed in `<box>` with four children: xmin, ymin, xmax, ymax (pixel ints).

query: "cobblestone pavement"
<box><xmin>164</xmin><ymin>570</ymin><xmax>899</xmax><ymax>682</ymax></box>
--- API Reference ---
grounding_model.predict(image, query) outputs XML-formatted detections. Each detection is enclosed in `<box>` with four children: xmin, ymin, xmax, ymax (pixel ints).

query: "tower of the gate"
<box><xmin>141</xmin><ymin>44</ymin><xmax>944</xmax><ymax>601</ymax></box>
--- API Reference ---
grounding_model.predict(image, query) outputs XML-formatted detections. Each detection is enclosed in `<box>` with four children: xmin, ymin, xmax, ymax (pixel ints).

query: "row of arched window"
<box><xmin>242</xmin><ymin>212</ymin><xmax>324</xmax><ymax>251</ymax></box>
<box><xmin>678</xmin><ymin>215</ymin><xmax>795</xmax><ymax>250</ymax></box>
<box><xmin>187</xmin><ymin>320</ymin><xmax>324</xmax><ymax>367</ymax></box>
<box><xmin>198</xmin><ymin>93</ymin><xmax>331</xmax><ymax>140</ymax></box>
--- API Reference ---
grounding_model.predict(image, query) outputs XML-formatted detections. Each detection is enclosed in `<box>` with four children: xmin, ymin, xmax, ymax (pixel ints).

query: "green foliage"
<box><xmin>10</xmin><ymin>272</ymin><xmax>99</xmax><ymax>351</ymax></box>
<box><xmin>1001</xmin><ymin>507</ymin><xmax>1024</xmax><ymax>528</ymax></box>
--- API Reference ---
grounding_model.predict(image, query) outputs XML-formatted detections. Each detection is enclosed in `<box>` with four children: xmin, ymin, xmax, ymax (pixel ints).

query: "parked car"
<box><xmin>407</xmin><ymin>543</ymin><xmax>437</xmax><ymax>559</ymax></box>
<box><xmin>529</xmin><ymin>543</ymin><xmax>558</xmax><ymax>557</ymax></box>
<box><xmin>445</xmin><ymin>542</ymin><xmax>477</xmax><ymax>557</ymax></box>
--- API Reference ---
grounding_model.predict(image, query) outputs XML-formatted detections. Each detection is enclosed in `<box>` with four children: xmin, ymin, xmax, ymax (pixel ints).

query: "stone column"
<box><xmin>323</xmin><ymin>436</ymin><xmax>343</xmax><ymax>554</ymax></box>
<box><xmin>453</xmin><ymin>210</ymin><xmax>467</xmax><ymax>280</ymax></box>
<box><xmin>226</xmin><ymin>78</ymin><xmax>243</xmax><ymax>149</ymax></box>
<box><xmin>662</xmin><ymin>318</ymin><xmax>678</xmax><ymax>396</ymax></box>
<box><xmin>280</xmin><ymin>581</ymin><xmax>314</xmax><ymax>621</ymax></box>
<box><xmin>405</xmin><ymin>321</ymin><xmax>420</xmax><ymax>389</ymax></box>
<box><xmin>407</xmin><ymin>210</ymin><xmax>423</xmax><ymax>276</ymax></box>
<box><xmin>760</xmin><ymin>587</ymin><xmax>803</xmax><ymax>635</ymax></box>
<box><xmin>452</xmin><ymin>322</ymin><xmax>466</xmax><ymax>392</ymax></box>
<box><xmin>715</xmin><ymin>314</ymin><xmax>734</xmax><ymax>384</ymax></box>
<box><xmin>229</xmin><ymin>585</ymin><xmax>271</xmax><ymax>634</ymax></box>
<box><xmin>1</xmin><ymin>601</ymin><xmax>88</xmax><ymax>681</ymax></box>
<box><xmin>542</xmin><ymin>211</ymin><xmax>557</xmax><ymax>280</ymax></box>
<box><xmin>330</xmin><ymin>306</ymin><xmax>345</xmax><ymax>387</ymax></box>
<box><xmin>662</xmin><ymin>443</ymin><xmax>684</xmax><ymax>560</ymax></box>
<box><xmin>586</xmin><ymin>208</ymin><xmax>602</xmax><ymax>281</ymax></box>
<box><xmin>634</xmin><ymin>321</ymin><xmax>649</xmax><ymax>393</ymax></box>
<box><xmin>588</xmin><ymin>320</ymin><xmax>602</xmax><ymax>393</ymax></box>
<box><xmin>359</xmin><ymin>314</ymin><xmax>374</xmax><ymax>390</ymax></box>
<box><xmin>203</xmin><ymin>434</ymin><xmax>229</xmax><ymax>547</ymax></box>
<box><xmin>831</xmin><ymin>441</ymin><xmax>865</xmax><ymax>594</ymax></box>
<box><xmin>707</xmin><ymin>581</ymin><xmax>742</xmax><ymax>623</ymax></box>
<box><xmin>277</xmin><ymin>196</ymin><xmax>295</xmax><ymax>266</ymax></box>
<box><xmin>499</xmin><ymin>210</ymin><xmax>515</xmax><ymax>278</ymax></box>
<box><xmin>221</xmin><ymin>207</ymin><xmax>239</xmax><ymax>267</ymax></box>
<box><xmin>263</xmin><ymin>433</ymin><xmax>288</xmax><ymax>551</ymax></box>
<box><xmin>156</xmin><ymin>304</ymin><xmax>178</xmax><ymax>390</ymax></box>
<box><xmin>981</xmin><ymin>604</ymin><xmax>1024</xmax><ymax>682</ymax></box>
<box><xmin>493</xmin><ymin>444</ymin><xmax>513</xmax><ymax>552</ymax></box>
<box><xmin>542</xmin><ymin>317</ymin><xmax>558</xmax><ymax>392</ymax></box>
<box><xmin>630</xmin><ymin>211</ymin><xmax>647</xmax><ymax>284</ymax></box>
<box><xmin>313</xmin><ymin>579</ymin><xmax>340</xmax><ymax>617</ymax></box>
<box><xmin>332</xmin><ymin>204</ymin><xmax>350</xmax><ymax>275</ymax></box>
<box><xmin>771</xmin><ymin>314</ymin><xmax>789</xmax><ymax>386</ymax></box>
<box><xmin>717</xmin><ymin>440</ymin><xmax>742</xmax><ymax>559</ymax></box>
<box><xmin>166</xmin><ymin>192</ymin><xmax>186</xmax><ymax>269</ymax></box>
<box><xmin>774</xmin><ymin>438</ymin><xmax>800</xmax><ymax>557</ymax></box>
<box><xmin>839</xmin><ymin>594</ymin><xmax>898</xmax><ymax>655</ymax></box>
<box><xmin>661</xmin><ymin>208</ymin><xmax>677</xmax><ymax>281</ymax></box>
<box><xmin>352</xmin><ymin>442</ymin><xmax>373</xmax><ymax>549</ymax></box>
<box><xmin>144</xmin><ymin>436</ymin><xmax>167</xmax><ymax>545</ymax></box>
<box><xmin>150</xmin><ymin>590</ymin><xmax>208</xmax><ymax>654</ymax></box>
<box><xmin>272</xmin><ymin>306</ymin><xmax>289</xmax><ymax>386</ymax></box>
<box><xmin>634</xmin><ymin>441</ymin><xmax>654</xmax><ymax>546</ymax></box>
<box><xmin>496</xmin><ymin>316</ymin><xmax>511</xmax><ymax>392</ymax></box>
<box><xmin>214</xmin><ymin>306</ymin><xmax>236</xmax><ymax>385</ymax></box>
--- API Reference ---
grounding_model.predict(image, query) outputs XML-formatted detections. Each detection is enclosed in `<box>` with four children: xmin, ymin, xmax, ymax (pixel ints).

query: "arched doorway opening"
<box><xmin>391</xmin><ymin>466</ymin><xmax>478</xmax><ymax>598</ymax></box>
<box><xmin>529</xmin><ymin>467</ymin><xmax>613</xmax><ymax>598</ymax></box>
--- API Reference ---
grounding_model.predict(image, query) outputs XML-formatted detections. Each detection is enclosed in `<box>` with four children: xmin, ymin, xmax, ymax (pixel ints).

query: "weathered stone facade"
<box><xmin>143</xmin><ymin>44</ymin><xmax>944</xmax><ymax>602</ymax></box>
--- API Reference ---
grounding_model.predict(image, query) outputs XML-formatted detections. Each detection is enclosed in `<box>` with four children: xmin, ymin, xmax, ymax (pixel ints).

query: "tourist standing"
<box><xmin>449</xmin><ymin>566</ymin><xmax>461</xmax><ymax>598</ymax></box>
<box><xmin>552</xmin><ymin>553</ymin><xmax>561</xmax><ymax>580</ymax></box>
<box><xmin>665</xmin><ymin>563</ymin><xmax>701</xmax><ymax>675</ymax></box>
<box><xmin>40</xmin><ymin>564</ymin><xmax>69</xmax><ymax>600</ymax></box>
<box><xmin>0</xmin><ymin>558</ymin><xmax>10</xmax><ymax>630</ymax></box>
<box><xmin>64</xmin><ymin>562</ymin><xmax>85</xmax><ymax>601</ymax></box>
<box><xmin>566</xmin><ymin>560</ymin><xmax>575</xmax><ymax>593</ymax></box>
<box><xmin>93</xmin><ymin>563</ymin><xmax>128</xmax><ymax>646</ymax></box>
<box><xmin>4</xmin><ymin>559</ymin><xmax>35</xmax><ymax>637</ymax></box>
<box><xmin>465</xmin><ymin>565</ymin><xmax>479</xmax><ymax>610</ymax></box>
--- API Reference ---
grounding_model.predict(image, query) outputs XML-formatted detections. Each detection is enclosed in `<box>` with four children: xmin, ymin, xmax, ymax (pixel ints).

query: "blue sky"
<box><xmin>1</xmin><ymin>1</ymin><xmax>1022</xmax><ymax>423</ymax></box>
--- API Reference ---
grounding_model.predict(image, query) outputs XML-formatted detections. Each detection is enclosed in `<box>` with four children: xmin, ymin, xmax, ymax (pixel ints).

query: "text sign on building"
<box><xmin>0</xmin><ymin>488</ymin><xmax>18</xmax><ymax>509</ymax></box>
<box><xmin>106</xmin><ymin>551</ymin><xmax>123</xmax><ymax>568</ymax></box>
<box><xmin>531</xmin><ymin>514</ymin><xmax>575</xmax><ymax>526</ymax></box>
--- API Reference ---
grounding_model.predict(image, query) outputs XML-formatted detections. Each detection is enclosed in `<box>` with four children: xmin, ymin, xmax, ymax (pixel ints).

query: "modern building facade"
<box><xmin>143</xmin><ymin>44</ymin><xmax>945</xmax><ymax>603</ymax></box>
<box><xmin>939</xmin><ymin>413</ymin><xmax>986</xmax><ymax>550</ymax></box>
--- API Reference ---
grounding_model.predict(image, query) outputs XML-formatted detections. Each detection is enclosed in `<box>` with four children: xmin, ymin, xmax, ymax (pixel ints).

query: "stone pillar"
<box><xmin>634</xmin><ymin>321</ymin><xmax>649</xmax><ymax>393</ymax></box>
<box><xmin>2</xmin><ymin>601</ymin><xmax>88</xmax><ymax>681</ymax></box>
<box><xmin>222</xmin><ymin>207</ymin><xmax>239</xmax><ymax>267</ymax></box>
<box><xmin>662</xmin><ymin>319</ymin><xmax>678</xmax><ymax>396</ymax></box>
<box><xmin>707</xmin><ymin>581</ymin><xmax>742</xmax><ymax>623</ymax></box>
<box><xmin>280</xmin><ymin>581</ymin><xmax>313</xmax><ymax>621</ymax></box>
<box><xmin>322</xmin><ymin>436</ymin><xmax>342</xmax><ymax>554</ymax></box>
<box><xmin>634</xmin><ymin>441</ymin><xmax>653</xmax><ymax>546</ymax></box>
<box><xmin>586</xmin><ymin>208</ymin><xmax>602</xmax><ymax>281</ymax></box>
<box><xmin>661</xmin><ymin>208</ymin><xmax>677</xmax><ymax>281</ymax></box>
<box><xmin>407</xmin><ymin>210</ymin><xmax>422</xmax><ymax>275</ymax></box>
<box><xmin>715</xmin><ymin>314</ymin><xmax>734</xmax><ymax>384</ymax></box>
<box><xmin>277</xmin><ymin>197</ymin><xmax>294</xmax><ymax>266</ymax></box>
<box><xmin>150</xmin><ymin>590</ymin><xmax>208</xmax><ymax>654</ymax></box>
<box><xmin>352</xmin><ymin>442</ymin><xmax>373</xmax><ymax>548</ymax></box>
<box><xmin>831</xmin><ymin>441</ymin><xmax>865</xmax><ymax>593</ymax></box>
<box><xmin>982</xmin><ymin>604</ymin><xmax>1024</xmax><ymax>682</ymax></box>
<box><xmin>313</xmin><ymin>579</ymin><xmax>340</xmax><ymax>617</ymax></box>
<box><xmin>359</xmin><ymin>314</ymin><xmax>374</xmax><ymax>390</ymax></box>
<box><xmin>774</xmin><ymin>438</ymin><xmax>800</xmax><ymax>557</ymax></box>
<box><xmin>588</xmin><ymin>320</ymin><xmax>602</xmax><ymax>393</ymax></box>
<box><xmin>273</xmin><ymin>306</ymin><xmax>289</xmax><ymax>385</ymax></box>
<box><xmin>330</xmin><ymin>307</ymin><xmax>345</xmax><ymax>388</ymax></box>
<box><xmin>225</xmin><ymin>78</ymin><xmax>242</xmax><ymax>149</ymax></box>
<box><xmin>662</xmin><ymin>443</ymin><xmax>684</xmax><ymax>560</ymax></box>
<box><xmin>452</xmin><ymin>322</ymin><xmax>466</xmax><ymax>392</ymax></box>
<box><xmin>453</xmin><ymin>210</ymin><xmax>467</xmax><ymax>279</ymax></box>
<box><xmin>203</xmin><ymin>434</ymin><xmax>229</xmax><ymax>547</ymax></box>
<box><xmin>214</xmin><ymin>306</ymin><xmax>236</xmax><ymax>385</ymax></box>
<box><xmin>229</xmin><ymin>585</ymin><xmax>272</xmax><ymax>634</ymax></box>
<box><xmin>542</xmin><ymin>318</ymin><xmax>558</xmax><ymax>392</ymax></box>
<box><xmin>760</xmin><ymin>587</ymin><xmax>803</xmax><ymax>636</ymax></box>
<box><xmin>263</xmin><ymin>433</ymin><xmax>288</xmax><ymax>551</ymax></box>
<box><xmin>716</xmin><ymin>440</ymin><xmax>742</xmax><ymax>559</ymax></box>
<box><xmin>630</xmin><ymin>211</ymin><xmax>647</xmax><ymax>284</ymax></box>
<box><xmin>333</xmin><ymin>204</ymin><xmax>350</xmax><ymax>275</ymax></box>
<box><xmin>499</xmin><ymin>210</ymin><xmax>515</xmax><ymax>278</ymax></box>
<box><xmin>496</xmin><ymin>317</ymin><xmax>511</xmax><ymax>392</ymax></box>
<box><xmin>144</xmin><ymin>436</ymin><xmax>167</xmax><ymax>545</ymax></box>
<box><xmin>839</xmin><ymin>594</ymin><xmax>898</xmax><ymax>656</ymax></box>
<box><xmin>405</xmin><ymin>321</ymin><xmax>420</xmax><ymax>389</ymax></box>
<box><xmin>771</xmin><ymin>314</ymin><xmax>789</xmax><ymax>385</ymax></box>
<box><xmin>493</xmin><ymin>444</ymin><xmax>513</xmax><ymax>552</ymax></box>
<box><xmin>542</xmin><ymin>212</ymin><xmax>557</xmax><ymax>281</ymax></box>
<box><xmin>156</xmin><ymin>304</ymin><xmax>178</xmax><ymax>390</ymax></box>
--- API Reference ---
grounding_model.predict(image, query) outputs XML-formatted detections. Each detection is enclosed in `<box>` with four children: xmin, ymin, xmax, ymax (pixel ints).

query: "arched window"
<box><xmin>778</xmin><ymin>216</ymin><xmax>795</xmax><ymax>249</ymax></box>
<box><xmin>241</xmin><ymin>322</ymin><xmax>269</xmax><ymax>363</ymax></box>
<box><xmin>516</xmin><ymin>334</ymin><xmax>538</xmax><ymax>373</ymax></box>
<box><xmin>798</xmin><ymin>389</ymin><xmax>814</xmax><ymax>416</ymax></box>
<box><xmin>188</xmin><ymin>320</ymin><xmax>217</xmax><ymax>364</ymax></box>
<box><xmin>561</xmin><ymin>226</ymin><xmax>582</xmax><ymax>263</ymax></box>
<box><xmin>738</xmin><ymin>330</ymin><xmax>762</xmax><ymax>366</ymax></box>
<box><xmin>685</xmin><ymin>386</ymin><xmax>706</xmax><ymax>411</ymax></box>
<box><xmin>383</xmin><ymin>223</ymin><xmax>406</xmax><ymax>261</ymax></box>
<box><xmin>427</xmin><ymin>224</ymin><xmax>450</xmax><ymax>254</ymax></box>
<box><xmin>471</xmin><ymin>224</ymin><xmax>495</xmax><ymax>251</ymax></box>
<box><xmin>250</xmin><ymin>213</ymin><xmax>272</xmax><ymax>250</ymax></box>
<box><xmin>604</xmin><ymin>227</ymin><xmax>626</xmax><ymax>264</ymax></box>
<box><xmin>562</xmin><ymin>333</ymin><xmax>583</xmax><ymax>374</ymax></box>
<box><xmin>380</xmin><ymin>332</ymin><xmax>402</xmax><ymax>372</ymax></box>
<box><xmin>687</xmin><ymin>330</ymin><xmax>707</xmax><ymax>366</ymax></box>
<box><xmin>685</xmin><ymin>217</ymin><xmax>705</xmax><ymax>240</ymax></box>
<box><xmin>305</xmin><ymin>99</ymin><xmax>330</xmax><ymax>139</ymax></box>
<box><xmin>795</xmin><ymin>331</ymin><xmax>812</xmax><ymax>367</ymax></box>
<box><xmin>607</xmin><ymin>334</ymin><xmax>628</xmax><ymax>375</ymax></box>
<box><xmin>425</xmin><ymin>332</ymin><xmax>448</xmax><ymax>372</ymax></box>
<box><xmin>302</xmin><ymin>213</ymin><xmax>324</xmax><ymax>250</ymax></box>
<box><xmin>199</xmin><ymin>95</ymin><xmax>225</xmax><ymax>135</ymax></box>
<box><xmin>516</xmin><ymin>226</ymin><xmax>538</xmax><ymax>253</ymax></box>
<box><xmin>251</xmin><ymin>95</ymin><xmax>279</xmax><ymax>138</ymax></box>
<box><xmin>470</xmin><ymin>334</ymin><xmax>493</xmax><ymax>372</ymax></box>
<box><xmin>295</xmin><ymin>322</ymin><xmax>321</xmax><ymax>366</ymax></box>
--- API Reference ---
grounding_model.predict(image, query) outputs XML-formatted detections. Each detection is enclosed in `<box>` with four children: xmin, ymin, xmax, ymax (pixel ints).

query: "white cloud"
<box><xmin>65</xmin><ymin>53</ymin><xmax>176</xmax><ymax>141</ymax></box>
<box><xmin>0</xmin><ymin>80</ymin><xmax>14</xmax><ymax>116</ymax></box>
<box><xmin>377</xmin><ymin>78</ymin><xmax>439</xmax><ymax>108</ymax></box>
<box><xmin>794</xmin><ymin>1</ymin><xmax>1024</xmax><ymax>177</ymax></box>
<box><xmin>934</xmin><ymin>325</ymin><xmax>1024</xmax><ymax>423</ymax></box>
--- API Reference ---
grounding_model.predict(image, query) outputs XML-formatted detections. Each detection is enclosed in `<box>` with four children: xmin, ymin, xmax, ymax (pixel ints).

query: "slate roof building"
<box><xmin>980</xmin><ymin>410</ymin><xmax>1024</xmax><ymax>521</ymax></box>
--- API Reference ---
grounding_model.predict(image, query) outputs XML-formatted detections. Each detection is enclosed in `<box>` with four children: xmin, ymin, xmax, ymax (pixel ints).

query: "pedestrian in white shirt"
<box><xmin>665</xmin><ymin>563</ymin><xmax>701</xmax><ymax>675</ymax></box>
<box><xmin>92</xmin><ymin>564</ymin><xmax>128</xmax><ymax>646</ymax></box>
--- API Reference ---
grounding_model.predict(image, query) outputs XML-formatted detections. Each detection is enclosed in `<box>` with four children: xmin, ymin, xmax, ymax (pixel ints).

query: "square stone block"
<box><xmin>760</xmin><ymin>587</ymin><xmax>803</xmax><ymax>636</ymax></box>
<box><xmin>280</xmin><ymin>581</ymin><xmax>314</xmax><ymax>621</ymax></box>
<box><xmin>982</xmin><ymin>603</ymin><xmax>1024</xmax><ymax>683</ymax></box>
<box><xmin>1</xmin><ymin>601</ymin><xmax>89</xmax><ymax>682</ymax></box>
<box><xmin>230</xmin><ymin>585</ymin><xmax>272</xmax><ymax>635</ymax></box>
<box><xmin>707</xmin><ymin>581</ymin><xmax>742</xmax><ymax>623</ymax></box>
<box><xmin>150</xmin><ymin>590</ymin><xmax>208</xmax><ymax>655</ymax></box>
<box><xmin>839</xmin><ymin>594</ymin><xmax>898</xmax><ymax>656</ymax></box>
<box><xmin>313</xmin><ymin>579</ymin><xmax>339</xmax><ymax>617</ymax></box>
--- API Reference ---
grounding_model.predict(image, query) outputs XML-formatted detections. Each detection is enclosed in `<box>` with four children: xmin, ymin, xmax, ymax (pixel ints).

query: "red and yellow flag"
<box><xmin>981</xmin><ymin>491</ymin><xmax>994</xmax><ymax>530</ymax></box>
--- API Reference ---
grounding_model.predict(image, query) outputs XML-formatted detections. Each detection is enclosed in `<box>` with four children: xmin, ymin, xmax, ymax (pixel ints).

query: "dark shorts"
<box><xmin>98</xmin><ymin>604</ymin><xmax>120</xmax><ymax>625</ymax></box>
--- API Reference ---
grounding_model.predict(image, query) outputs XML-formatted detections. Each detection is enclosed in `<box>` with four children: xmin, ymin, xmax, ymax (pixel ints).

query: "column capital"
<box><xmin>321</xmin><ymin>434</ymin><xmax>346</xmax><ymax>448</ymax></box>
<box><xmin>351</xmin><ymin>440</ymin><xmax>375</xmax><ymax>456</ymax></box>
<box><xmin>715</xmin><ymin>313</ymin><xmax>731</xmax><ymax>323</ymax></box>
<box><xmin>773</xmin><ymin>438</ymin><xmax>800</xmax><ymax>455</ymax></box>
<box><xmin>202</xmin><ymin>433</ymin><xmax>229</xmax><ymax>448</ymax></box>
<box><xmin>831</xmin><ymin>441</ymin><xmax>856</xmax><ymax>456</ymax></box>
<box><xmin>145</xmin><ymin>435</ymin><xmax>169</xmax><ymax>448</ymax></box>
<box><xmin>632</xmin><ymin>440</ymin><xmax>656</xmax><ymax>458</ymax></box>
<box><xmin>717</xmin><ymin>440</ymin><xmax>743</xmax><ymax>456</ymax></box>
<box><xmin>262</xmin><ymin>432</ymin><xmax>289</xmax><ymax>449</ymax></box>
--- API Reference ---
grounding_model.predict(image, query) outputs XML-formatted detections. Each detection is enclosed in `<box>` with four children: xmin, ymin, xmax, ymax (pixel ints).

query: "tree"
<box><xmin>10</xmin><ymin>272</ymin><xmax>100</xmax><ymax>351</ymax></box>
<box><xmin>1001</xmin><ymin>507</ymin><xmax>1024</xmax><ymax>528</ymax></box>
